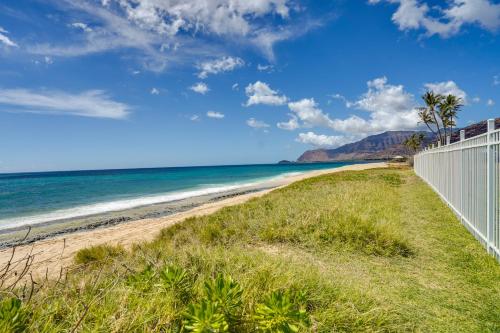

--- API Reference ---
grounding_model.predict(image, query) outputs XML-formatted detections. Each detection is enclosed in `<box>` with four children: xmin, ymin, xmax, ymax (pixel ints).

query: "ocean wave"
<box><xmin>0</xmin><ymin>173</ymin><xmax>302</xmax><ymax>230</ymax></box>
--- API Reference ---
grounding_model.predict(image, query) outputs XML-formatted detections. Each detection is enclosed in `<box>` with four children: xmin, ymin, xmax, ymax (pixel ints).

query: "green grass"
<box><xmin>74</xmin><ymin>244</ymin><xmax>125</xmax><ymax>265</ymax></box>
<box><xmin>8</xmin><ymin>168</ymin><xmax>500</xmax><ymax>332</ymax></box>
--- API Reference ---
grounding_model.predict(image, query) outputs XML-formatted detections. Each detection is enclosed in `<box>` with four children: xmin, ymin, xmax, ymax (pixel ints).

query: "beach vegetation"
<box><xmin>252</xmin><ymin>290</ymin><xmax>310</xmax><ymax>332</ymax></box>
<box><xmin>6</xmin><ymin>168</ymin><xmax>500</xmax><ymax>332</ymax></box>
<box><xmin>160</xmin><ymin>264</ymin><xmax>193</xmax><ymax>304</ymax></box>
<box><xmin>0</xmin><ymin>297</ymin><xmax>29</xmax><ymax>333</ymax></box>
<box><xmin>74</xmin><ymin>244</ymin><xmax>125</xmax><ymax>265</ymax></box>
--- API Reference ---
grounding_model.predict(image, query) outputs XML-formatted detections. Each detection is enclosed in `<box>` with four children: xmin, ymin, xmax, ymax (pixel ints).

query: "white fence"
<box><xmin>414</xmin><ymin>119</ymin><xmax>500</xmax><ymax>262</ymax></box>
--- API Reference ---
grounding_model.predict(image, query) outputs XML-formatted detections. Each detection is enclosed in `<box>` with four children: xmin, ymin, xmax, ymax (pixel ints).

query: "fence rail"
<box><xmin>414</xmin><ymin>119</ymin><xmax>500</xmax><ymax>262</ymax></box>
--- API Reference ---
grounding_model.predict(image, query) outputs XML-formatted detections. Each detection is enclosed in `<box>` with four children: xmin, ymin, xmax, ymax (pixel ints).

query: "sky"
<box><xmin>0</xmin><ymin>0</ymin><xmax>499</xmax><ymax>173</ymax></box>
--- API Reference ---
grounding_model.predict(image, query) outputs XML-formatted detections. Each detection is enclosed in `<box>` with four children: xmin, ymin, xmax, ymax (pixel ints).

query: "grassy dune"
<box><xmin>5</xmin><ymin>168</ymin><xmax>500</xmax><ymax>332</ymax></box>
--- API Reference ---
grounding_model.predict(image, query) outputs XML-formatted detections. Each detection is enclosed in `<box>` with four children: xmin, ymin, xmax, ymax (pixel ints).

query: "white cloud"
<box><xmin>70</xmin><ymin>22</ymin><xmax>93</xmax><ymax>32</ymax></box>
<box><xmin>207</xmin><ymin>110</ymin><xmax>225</xmax><ymax>119</ymax></box>
<box><xmin>0</xmin><ymin>26</ymin><xmax>18</xmax><ymax>47</ymax></box>
<box><xmin>424</xmin><ymin>80</ymin><xmax>467</xmax><ymax>102</ymax></box>
<box><xmin>197</xmin><ymin>56</ymin><xmax>244</xmax><ymax>79</ymax></box>
<box><xmin>190</xmin><ymin>114</ymin><xmax>200</xmax><ymax>121</ymax></box>
<box><xmin>288</xmin><ymin>98</ymin><xmax>337</xmax><ymax>128</ymax></box>
<box><xmin>257</xmin><ymin>64</ymin><xmax>274</xmax><ymax>72</ymax></box>
<box><xmin>472</xmin><ymin>96</ymin><xmax>481</xmax><ymax>103</ymax></box>
<box><xmin>34</xmin><ymin>0</ymin><xmax>301</xmax><ymax>71</ymax></box>
<box><xmin>44</xmin><ymin>56</ymin><xmax>53</xmax><ymax>64</ymax></box>
<box><xmin>487</xmin><ymin>99</ymin><xmax>495</xmax><ymax>106</ymax></box>
<box><xmin>280</xmin><ymin>77</ymin><xmax>421</xmax><ymax>135</ymax></box>
<box><xmin>296</xmin><ymin>132</ymin><xmax>352</xmax><ymax>148</ymax></box>
<box><xmin>0</xmin><ymin>89</ymin><xmax>130</xmax><ymax>119</ymax></box>
<box><xmin>151</xmin><ymin>87</ymin><xmax>159</xmax><ymax>95</ymax></box>
<box><xmin>113</xmin><ymin>0</ymin><xmax>291</xmax><ymax>37</ymax></box>
<box><xmin>370</xmin><ymin>0</ymin><xmax>500</xmax><ymax>37</ymax></box>
<box><xmin>328</xmin><ymin>93</ymin><xmax>347</xmax><ymax>104</ymax></box>
<box><xmin>247</xmin><ymin>118</ymin><xmax>270</xmax><ymax>130</ymax></box>
<box><xmin>244</xmin><ymin>81</ymin><xmax>288</xmax><ymax>106</ymax></box>
<box><xmin>494</xmin><ymin>75</ymin><xmax>500</xmax><ymax>85</ymax></box>
<box><xmin>232</xmin><ymin>83</ymin><xmax>239</xmax><ymax>91</ymax></box>
<box><xmin>344</xmin><ymin>76</ymin><xmax>420</xmax><ymax>132</ymax></box>
<box><xmin>190</xmin><ymin>82</ymin><xmax>209</xmax><ymax>95</ymax></box>
<box><xmin>277</xmin><ymin>114</ymin><xmax>299</xmax><ymax>130</ymax></box>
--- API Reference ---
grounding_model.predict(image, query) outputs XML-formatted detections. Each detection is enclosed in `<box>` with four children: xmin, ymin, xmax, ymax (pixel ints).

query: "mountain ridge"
<box><xmin>297</xmin><ymin>131</ymin><xmax>433</xmax><ymax>162</ymax></box>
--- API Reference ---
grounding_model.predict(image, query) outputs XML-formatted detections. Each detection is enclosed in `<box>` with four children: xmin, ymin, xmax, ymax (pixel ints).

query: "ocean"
<box><xmin>0</xmin><ymin>162</ymin><xmax>360</xmax><ymax>230</ymax></box>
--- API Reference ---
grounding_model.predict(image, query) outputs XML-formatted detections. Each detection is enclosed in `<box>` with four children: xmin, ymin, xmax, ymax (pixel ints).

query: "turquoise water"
<box><xmin>0</xmin><ymin>162</ymin><xmax>361</xmax><ymax>229</ymax></box>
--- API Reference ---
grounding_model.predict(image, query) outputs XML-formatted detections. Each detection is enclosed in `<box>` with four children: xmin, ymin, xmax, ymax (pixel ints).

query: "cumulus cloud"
<box><xmin>0</xmin><ymin>26</ymin><xmax>18</xmax><ymax>47</ymax></box>
<box><xmin>424</xmin><ymin>80</ymin><xmax>467</xmax><ymax>102</ymax></box>
<box><xmin>487</xmin><ymin>99</ymin><xmax>495</xmax><ymax>106</ymax></box>
<box><xmin>207</xmin><ymin>111</ymin><xmax>225</xmax><ymax>119</ymax></box>
<box><xmin>0</xmin><ymin>89</ymin><xmax>130</xmax><ymax>119</ymax></box>
<box><xmin>343</xmin><ymin>76</ymin><xmax>420</xmax><ymax>133</ymax></box>
<box><xmin>288</xmin><ymin>98</ymin><xmax>334</xmax><ymax>128</ymax></box>
<box><xmin>247</xmin><ymin>118</ymin><xmax>270</xmax><ymax>129</ymax></box>
<box><xmin>150</xmin><ymin>87</ymin><xmax>159</xmax><ymax>95</ymax></box>
<box><xmin>369</xmin><ymin>0</ymin><xmax>500</xmax><ymax>37</ymax></box>
<box><xmin>190</xmin><ymin>114</ymin><xmax>200</xmax><ymax>121</ymax></box>
<box><xmin>279</xmin><ymin>76</ymin><xmax>468</xmax><ymax>149</ymax></box>
<box><xmin>197</xmin><ymin>56</ymin><xmax>244</xmax><ymax>78</ymax></box>
<box><xmin>190</xmin><ymin>82</ymin><xmax>209</xmax><ymax>95</ymax></box>
<box><xmin>244</xmin><ymin>81</ymin><xmax>288</xmax><ymax>106</ymax></box>
<box><xmin>279</xmin><ymin>77</ymin><xmax>422</xmax><ymax>136</ymax></box>
<box><xmin>277</xmin><ymin>114</ymin><xmax>299</xmax><ymax>130</ymax></box>
<box><xmin>296</xmin><ymin>132</ymin><xmax>352</xmax><ymax>148</ymax></box>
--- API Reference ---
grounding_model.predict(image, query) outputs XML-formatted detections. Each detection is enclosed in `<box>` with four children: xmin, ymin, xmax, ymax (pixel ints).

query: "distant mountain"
<box><xmin>296</xmin><ymin>118</ymin><xmax>500</xmax><ymax>163</ymax></box>
<box><xmin>450</xmin><ymin>118</ymin><xmax>500</xmax><ymax>143</ymax></box>
<box><xmin>297</xmin><ymin>131</ymin><xmax>434</xmax><ymax>162</ymax></box>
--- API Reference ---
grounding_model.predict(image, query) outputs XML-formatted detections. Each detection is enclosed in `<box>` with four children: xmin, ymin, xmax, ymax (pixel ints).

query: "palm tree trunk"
<box><xmin>431</xmin><ymin>108</ymin><xmax>443</xmax><ymax>143</ymax></box>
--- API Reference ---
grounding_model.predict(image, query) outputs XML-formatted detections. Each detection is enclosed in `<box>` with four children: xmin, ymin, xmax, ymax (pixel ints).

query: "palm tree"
<box><xmin>404</xmin><ymin>133</ymin><xmax>425</xmax><ymax>166</ymax></box>
<box><xmin>404</xmin><ymin>133</ymin><xmax>425</xmax><ymax>154</ymax></box>
<box><xmin>438</xmin><ymin>94</ymin><xmax>463</xmax><ymax>139</ymax></box>
<box><xmin>420</xmin><ymin>91</ymin><xmax>444</xmax><ymax>143</ymax></box>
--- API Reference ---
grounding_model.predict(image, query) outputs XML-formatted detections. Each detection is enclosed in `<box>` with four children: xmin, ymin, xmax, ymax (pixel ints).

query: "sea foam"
<box><xmin>0</xmin><ymin>172</ymin><xmax>303</xmax><ymax>230</ymax></box>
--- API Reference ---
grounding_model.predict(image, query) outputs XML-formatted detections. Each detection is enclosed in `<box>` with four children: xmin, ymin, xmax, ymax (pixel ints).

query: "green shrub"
<box><xmin>204</xmin><ymin>274</ymin><xmax>243</xmax><ymax>325</ymax></box>
<box><xmin>183</xmin><ymin>300</ymin><xmax>229</xmax><ymax>332</ymax></box>
<box><xmin>0</xmin><ymin>298</ymin><xmax>29</xmax><ymax>333</ymax></box>
<box><xmin>126</xmin><ymin>265</ymin><xmax>156</xmax><ymax>291</ymax></box>
<box><xmin>160</xmin><ymin>264</ymin><xmax>193</xmax><ymax>303</ymax></box>
<box><xmin>74</xmin><ymin>244</ymin><xmax>125</xmax><ymax>265</ymax></box>
<box><xmin>252</xmin><ymin>290</ymin><xmax>310</xmax><ymax>333</ymax></box>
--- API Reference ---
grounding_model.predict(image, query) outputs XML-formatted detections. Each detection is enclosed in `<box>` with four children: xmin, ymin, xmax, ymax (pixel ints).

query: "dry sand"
<box><xmin>0</xmin><ymin>162</ymin><xmax>386</xmax><ymax>280</ymax></box>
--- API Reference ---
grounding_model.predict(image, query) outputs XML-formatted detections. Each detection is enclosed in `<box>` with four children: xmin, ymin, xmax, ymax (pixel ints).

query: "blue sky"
<box><xmin>0</xmin><ymin>0</ymin><xmax>499</xmax><ymax>172</ymax></box>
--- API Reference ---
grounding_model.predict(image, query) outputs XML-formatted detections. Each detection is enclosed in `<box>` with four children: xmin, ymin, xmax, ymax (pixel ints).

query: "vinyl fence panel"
<box><xmin>414</xmin><ymin>119</ymin><xmax>500</xmax><ymax>262</ymax></box>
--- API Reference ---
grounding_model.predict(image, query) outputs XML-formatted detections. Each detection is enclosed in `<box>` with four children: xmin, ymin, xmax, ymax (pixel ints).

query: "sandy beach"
<box><xmin>0</xmin><ymin>162</ymin><xmax>386</xmax><ymax>280</ymax></box>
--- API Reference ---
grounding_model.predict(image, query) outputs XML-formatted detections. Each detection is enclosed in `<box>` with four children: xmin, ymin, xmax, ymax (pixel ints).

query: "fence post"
<box><xmin>446</xmin><ymin>136</ymin><xmax>451</xmax><ymax>145</ymax></box>
<box><xmin>487</xmin><ymin>119</ymin><xmax>495</xmax><ymax>253</ymax></box>
<box><xmin>460</xmin><ymin>130</ymin><xmax>465</xmax><ymax>224</ymax></box>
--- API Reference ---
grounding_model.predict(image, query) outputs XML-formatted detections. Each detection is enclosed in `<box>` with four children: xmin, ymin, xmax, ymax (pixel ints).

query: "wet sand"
<box><xmin>0</xmin><ymin>162</ymin><xmax>386</xmax><ymax>280</ymax></box>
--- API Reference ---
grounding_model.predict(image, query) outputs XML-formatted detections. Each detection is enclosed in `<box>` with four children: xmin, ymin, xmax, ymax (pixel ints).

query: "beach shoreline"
<box><xmin>0</xmin><ymin>162</ymin><xmax>386</xmax><ymax>280</ymax></box>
